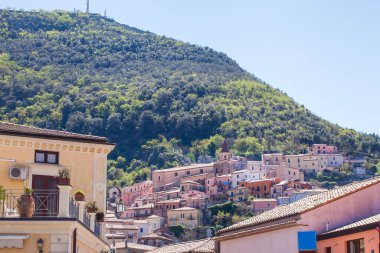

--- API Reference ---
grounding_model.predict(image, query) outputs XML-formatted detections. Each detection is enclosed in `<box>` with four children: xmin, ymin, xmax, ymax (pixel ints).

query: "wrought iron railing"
<box><xmin>0</xmin><ymin>189</ymin><xmax>59</xmax><ymax>218</ymax></box>
<box><xmin>94</xmin><ymin>220</ymin><xmax>101</xmax><ymax>237</ymax></box>
<box><xmin>69</xmin><ymin>198</ymin><xmax>80</xmax><ymax>219</ymax></box>
<box><xmin>83</xmin><ymin>208</ymin><xmax>91</xmax><ymax>228</ymax></box>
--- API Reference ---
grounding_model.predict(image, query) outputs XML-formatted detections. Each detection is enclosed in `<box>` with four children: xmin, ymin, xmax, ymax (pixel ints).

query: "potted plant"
<box><xmin>17</xmin><ymin>188</ymin><xmax>35</xmax><ymax>218</ymax></box>
<box><xmin>85</xmin><ymin>201</ymin><xmax>98</xmax><ymax>213</ymax></box>
<box><xmin>74</xmin><ymin>190</ymin><xmax>86</xmax><ymax>201</ymax></box>
<box><xmin>0</xmin><ymin>185</ymin><xmax>4</xmax><ymax>202</ymax></box>
<box><xmin>96</xmin><ymin>212</ymin><xmax>105</xmax><ymax>222</ymax></box>
<box><xmin>57</xmin><ymin>167</ymin><xmax>71</xmax><ymax>185</ymax></box>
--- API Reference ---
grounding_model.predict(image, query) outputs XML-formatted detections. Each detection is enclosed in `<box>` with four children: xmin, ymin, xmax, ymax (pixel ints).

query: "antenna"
<box><xmin>104</xmin><ymin>9</ymin><xmax>107</xmax><ymax>18</ymax></box>
<box><xmin>86</xmin><ymin>0</ymin><xmax>89</xmax><ymax>14</ymax></box>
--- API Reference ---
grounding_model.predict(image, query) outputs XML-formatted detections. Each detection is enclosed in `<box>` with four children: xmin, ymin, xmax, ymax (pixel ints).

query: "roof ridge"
<box><xmin>0</xmin><ymin>121</ymin><xmax>107</xmax><ymax>139</ymax></box>
<box><xmin>321</xmin><ymin>213</ymin><xmax>380</xmax><ymax>235</ymax></box>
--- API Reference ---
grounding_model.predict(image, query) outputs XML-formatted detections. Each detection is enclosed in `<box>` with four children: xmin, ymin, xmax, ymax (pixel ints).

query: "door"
<box><xmin>32</xmin><ymin>175</ymin><xmax>59</xmax><ymax>216</ymax></box>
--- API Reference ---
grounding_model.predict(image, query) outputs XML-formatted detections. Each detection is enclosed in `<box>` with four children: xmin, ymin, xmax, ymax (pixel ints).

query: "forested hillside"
<box><xmin>0</xmin><ymin>9</ymin><xmax>379</xmax><ymax>187</ymax></box>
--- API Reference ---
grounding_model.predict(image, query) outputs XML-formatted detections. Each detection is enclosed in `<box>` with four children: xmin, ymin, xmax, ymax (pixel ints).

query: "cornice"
<box><xmin>0</xmin><ymin>134</ymin><xmax>113</xmax><ymax>154</ymax></box>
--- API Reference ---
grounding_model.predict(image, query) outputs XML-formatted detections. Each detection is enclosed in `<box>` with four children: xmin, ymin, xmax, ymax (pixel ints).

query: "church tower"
<box><xmin>219</xmin><ymin>140</ymin><xmax>232</xmax><ymax>161</ymax></box>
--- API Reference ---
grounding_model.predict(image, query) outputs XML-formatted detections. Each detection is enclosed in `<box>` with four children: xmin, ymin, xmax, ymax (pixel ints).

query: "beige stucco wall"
<box><xmin>167</xmin><ymin>208</ymin><xmax>202</xmax><ymax>228</ymax></box>
<box><xmin>0</xmin><ymin>220</ymin><xmax>109</xmax><ymax>253</ymax></box>
<box><xmin>0</xmin><ymin>234</ymin><xmax>50</xmax><ymax>253</ymax></box>
<box><xmin>0</xmin><ymin>134</ymin><xmax>113</xmax><ymax>213</ymax></box>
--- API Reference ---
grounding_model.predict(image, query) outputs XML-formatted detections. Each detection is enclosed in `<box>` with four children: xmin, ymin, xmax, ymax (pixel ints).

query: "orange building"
<box><xmin>238</xmin><ymin>178</ymin><xmax>279</xmax><ymax>198</ymax></box>
<box><xmin>317</xmin><ymin>213</ymin><xmax>380</xmax><ymax>253</ymax></box>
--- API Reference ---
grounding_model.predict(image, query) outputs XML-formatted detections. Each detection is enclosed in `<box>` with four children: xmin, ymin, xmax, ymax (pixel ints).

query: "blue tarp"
<box><xmin>298</xmin><ymin>231</ymin><xmax>317</xmax><ymax>250</ymax></box>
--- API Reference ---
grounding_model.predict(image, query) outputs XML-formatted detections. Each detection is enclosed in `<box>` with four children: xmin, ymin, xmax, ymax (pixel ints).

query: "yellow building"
<box><xmin>226</xmin><ymin>187</ymin><xmax>250</xmax><ymax>202</ymax></box>
<box><xmin>167</xmin><ymin>207</ymin><xmax>203</xmax><ymax>228</ymax></box>
<box><xmin>0</xmin><ymin>122</ymin><xmax>114</xmax><ymax>252</ymax></box>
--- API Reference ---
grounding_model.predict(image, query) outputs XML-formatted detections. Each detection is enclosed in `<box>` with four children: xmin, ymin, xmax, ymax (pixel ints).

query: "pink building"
<box><xmin>123</xmin><ymin>203</ymin><xmax>154</xmax><ymax>220</ymax></box>
<box><xmin>205</xmin><ymin>174</ymin><xmax>232</xmax><ymax>197</ymax></box>
<box><xmin>154</xmin><ymin>198</ymin><xmax>186</xmax><ymax>220</ymax></box>
<box><xmin>152</xmin><ymin>164</ymin><xmax>215</xmax><ymax>192</ymax></box>
<box><xmin>121</xmin><ymin>180</ymin><xmax>152</xmax><ymax>206</ymax></box>
<box><xmin>265</xmin><ymin>165</ymin><xmax>305</xmax><ymax>182</ymax></box>
<box><xmin>261</xmin><ymin>152</ymin><xmax>285</xmax><ymax>165</ymax></box>
<box><xmin>308</xmin><ymin>144</ymin><xmax>338</xmax><ymax>155</ymax></box>
<box><xmin>215</xmin><ymin>177</ymin><xmax>380</xmax><ymax>253</ymax></box>
<box><xmin>252</xmin><ymin>198</ymin><xmax>277</xmax><ymax>213</ymax></box>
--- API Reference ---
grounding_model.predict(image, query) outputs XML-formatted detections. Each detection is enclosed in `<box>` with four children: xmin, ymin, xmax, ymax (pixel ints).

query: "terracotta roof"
<box><xmin>139</xmin><ymin>233</ymin><xmax>172</xmax><ymax>241</ymax></box>
<box><xmin>215</xmin><ymin>220</ymin><xmax>299</xmax><ymax>241</ymax></box>
<box><xmin>219</xmin><ymin>177</ymin><xmax>380</xmax><ymax>234</ymax></box>
<box><xmin>147</xmin><ymin>215</ymin><xmax>161</xmax><ymax>219</ymax></box>
<box><xmin>170</xmin><ymin>207</ymin><xmax>197</xmax><ymax>211</ymax></box>
<box><xmin>156</xmin><ymin>198</ymin><xmax>183</xmax><ymax>204</ymax></box>
<box><xmin>113</xmin><ymin>242</ymin><xmax>157</xmax><ymax>251</ymax></box>
<box><xmin>0</xmin><ymin>121</ymin><xmax>113</xmax><ymax>145</ymax></box>
<box><xmin>105</xmin><ymin>223</ymin><xmax>138</xmax><ymax>230</ymax></box>
<box><xmin>319</xmin><ymin>213</ymin><xmax>380</xmax><ymax>237</ymax></box>
<box><xmin>152</xmin><ymin>163</ymin><xmax>214</xmax><ymax>173</ymax></box>
<box><xmin>126</xmin><ymin>203</ymin><xmax>154</xmax><ymax>210</ymax></box>
<box><xmin>147</xmin><ymin>238</ymin><xmax>214</xmax><ymax>253</ymax></box>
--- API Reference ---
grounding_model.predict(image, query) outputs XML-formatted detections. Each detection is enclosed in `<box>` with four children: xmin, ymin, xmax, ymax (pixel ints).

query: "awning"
<box><xmin>0</xmin><ymin>235</ymin><xmax>29</xmax><ymax>248</ymax></box>
<box><xmin>0</xmin><ymin>158</ymin><xmax>16</xmax><ymax>162</ymax></box>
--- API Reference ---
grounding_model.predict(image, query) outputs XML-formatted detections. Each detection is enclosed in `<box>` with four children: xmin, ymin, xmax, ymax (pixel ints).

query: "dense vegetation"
<box><xmin>0</xmin><ymin>9</ymin><xmax>379</xmax><ymax>187</ymax></box>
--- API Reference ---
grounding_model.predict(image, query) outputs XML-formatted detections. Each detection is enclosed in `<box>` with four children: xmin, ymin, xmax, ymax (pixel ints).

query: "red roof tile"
<box><xmin>0</xmin><ymin>121</ymin><xmax>112</xmax><ymax>145</ymax></box>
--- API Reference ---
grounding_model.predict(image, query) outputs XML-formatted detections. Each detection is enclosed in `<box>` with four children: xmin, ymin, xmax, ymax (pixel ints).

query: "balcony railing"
<box><xmin>0</xmin><ymin>189</ymin><xmax>104</xmax><ymax>240</ymax></box>
<box><xmin>0</xmin><ymin>189</ymin><xmax>59</xmax><ymax>218</ymax></box>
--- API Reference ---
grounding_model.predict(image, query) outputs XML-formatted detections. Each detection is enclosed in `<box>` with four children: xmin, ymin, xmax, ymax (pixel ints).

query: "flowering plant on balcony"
<box><xmin>57</xmin><ymin>167</ymin><xmax>71</xmax><ymax>185</ymax></box>
<box><xmin>17</xmin><ymin>187</ymin><xmax>35</xmax><ymax>218</ymax></box>
<box><xmin>74</xmin><ymin>190</ymin><xmax>86</xmax><ymax>201</ymax></box>
<box><xmin>85</xmin><ymin>201</ymin><xmax>98</xmax><ymax>213</ymax></box>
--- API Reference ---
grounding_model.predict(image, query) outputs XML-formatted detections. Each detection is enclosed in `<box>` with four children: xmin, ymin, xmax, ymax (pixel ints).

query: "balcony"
<box><xmin>0</xmin><ymin>188</ymin><xmax>104</xmax><ymax>239</ymax></box>
<box><xmin>0</xmin><ymin>189</ymin><xmax>58</xmax><ymax>218</ymax></box>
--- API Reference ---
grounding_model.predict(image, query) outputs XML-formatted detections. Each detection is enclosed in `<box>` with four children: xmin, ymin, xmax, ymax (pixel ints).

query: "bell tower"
<box><xmin>219</xmin><ymin>140</ymin><xmax>232</xmax><ymax>161</ymax></box>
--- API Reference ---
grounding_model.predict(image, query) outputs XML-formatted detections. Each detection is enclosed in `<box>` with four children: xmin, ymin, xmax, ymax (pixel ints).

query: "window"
<box><xmin>174</xmin><ymin>172</ymin><xmax>178</xmax><ymax>177</ymax></box>
<box><xmin>346</xmin><ymin>238</ymin><xmax>364</xmax><ymax>253</ymax></box>
<box><xmin>140</xmin><ymin>228</ymin><xmax>143</xmax><ymax>233</ymax></box>
<box><xmin>288</xmin><ymin>171</ymin><xmax>291</xmax><ymax>175</ymax></box>
<box><xmin>186</xmin><ymin>171</ymin><xmax>190</xmax><ymax>175</ymax></box>
<box><xmin>325</xmin><ymin>247</ymin><xmax>331</xmax><ymax>253</ymax></box>
<box><xmin>35</xmin><ymin>150</ymin><xmax>59</xmax><ymax>164</ymax></box>
<box><xmin>158</xmin><ymin>176</ymin><xmax>161</xmax><ymax>180</ymax></box>
<box><xmin>200</xmin><ymin>169</ymin><xmax>203</xmax><ymax>174</ymax></box>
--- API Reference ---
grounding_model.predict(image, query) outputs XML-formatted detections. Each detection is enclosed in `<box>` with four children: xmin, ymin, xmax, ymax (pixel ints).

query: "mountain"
<box><xmin>0</xmin><ymin>9</ymin><xmax>379</xmax><ymax>186</ymax></box>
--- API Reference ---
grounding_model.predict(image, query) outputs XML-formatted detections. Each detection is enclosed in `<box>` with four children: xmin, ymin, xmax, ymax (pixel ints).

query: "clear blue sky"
<box><xmin>1</xmin><ymin>0</ymin><xmax>379</xmax><ymax>135</ymax></box>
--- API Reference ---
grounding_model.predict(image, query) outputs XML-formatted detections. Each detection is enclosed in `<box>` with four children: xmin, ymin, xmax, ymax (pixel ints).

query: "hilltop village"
<box><xmin>106</xmin><ymin>141</ymin><xmax>373</xmax><ymax>252</ymax></box>
<box><xmin>0</xmin><ymin>122</ymin><xmax>379</xmax><ymax>253</ymax></box>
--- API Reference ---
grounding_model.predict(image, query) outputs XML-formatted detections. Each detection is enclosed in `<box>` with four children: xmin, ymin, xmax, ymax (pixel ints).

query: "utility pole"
<box><xmin>86</xmin><ymin>0</ymin><xmax>89</xmax><ymax>14</ymax></box>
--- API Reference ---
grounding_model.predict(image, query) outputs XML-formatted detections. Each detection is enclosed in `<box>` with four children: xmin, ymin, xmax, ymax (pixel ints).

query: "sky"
<box><xmin>1</xmin><ymin>0</ymin><xmax>379</xmax><ymax>135</ymax></box>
